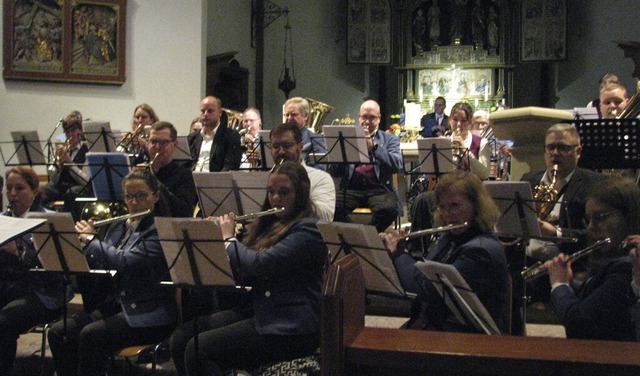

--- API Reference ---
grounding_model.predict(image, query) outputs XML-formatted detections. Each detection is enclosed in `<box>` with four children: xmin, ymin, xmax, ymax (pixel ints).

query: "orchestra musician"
<box><xmin>541</xmin><ymin>176</ymin><xmax>638</xmax><ymax>341</ymax></box>
<box><xmin>41</xmin><ymin>116</ymin><xmax>91</xmax><ymax>217</ymax></box>
<box><xmin>630</xmin><ymin>238</ymin><xmax>640</xmax><ymax>341</ymax></box>
<box><xmin>189</xmin><ymin>96</ymin><xmax>242</xmax><ymax>172</ymax></box>
<box><xmin>47</xmin><ymin>170</ymin><xmax>177</xmax><ymax>376</ymax></box>
<box><xmin>120</xmin><ymin>103</ymin><xmax>159</xmax><ymax>157</ymax></box>
<box><xmin>382</xmin><ymin>170</ymin><xmax>509</xmax><ymax>334</ymax></box>
<box><xmin>283</xmin><ymin>97</ymin><xmax>328</xmax><ymax>169</ymax></box>
<box><xmin>599</xmin><ymin>82</ymin><xmax>629</xmax><ymax>119</ymax></box>
<box><xmin>169</xmin><ymin>161</ymin><xmax>327</xmax><ymax>376</ymax></box>
<box><xmin>0</xmin><ymin>166</ymin><xmax>73</xmax><ymax>375</ymax></box>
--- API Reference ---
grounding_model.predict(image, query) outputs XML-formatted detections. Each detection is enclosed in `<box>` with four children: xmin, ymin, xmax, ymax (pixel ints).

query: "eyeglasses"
<box><xmin>148</xmin><ymin>139</ymin><xmax>174</xmax><ymax>148</ymax></box>
<box><xmin>124</xmin><ymin>191</ymin><xmax>150</xmax><ymax>202</ymax></box>
<box><xmin>271</xmin><ymin>142</ymin><xmax>296</xmax><ymax>150</ymax></box>
<box><xmin>359</xmin><ymin>114</ymin><xmax>380</xmax><ymax>122</ymax></box>
<box><xmin>544</xmin><ymin>143</ymin><xmax>578</xmax><ymax>154</ymax></box>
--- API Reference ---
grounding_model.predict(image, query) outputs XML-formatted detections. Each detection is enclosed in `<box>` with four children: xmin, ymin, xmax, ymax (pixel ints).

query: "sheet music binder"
<box><xmin>411</xmin><ymin>137</ymin><xmax>457</xmax><ymax>175</ymax></box>
<box><xmin>321</xmin><ymin>125</ymin><xmax>370</xmax><ymax>164</ymax></box>
<box><xmin>317</xmin><ymin>221</ymin><xmax>411</xmax><ymax>298</ymax></box>
<box><xmin>415</xmin><ymin>260</ymin><xmax>501</xmax><ymax>335</ymax></box>
<box><xmin>574</xmin><ymin>118</ymin><xmax>640</xmax><ymax>169</ymax></box>
<box><xmin>85</xmin><ymin>152</ymin><xmax>131</xmax><ymax>201</ymax></box>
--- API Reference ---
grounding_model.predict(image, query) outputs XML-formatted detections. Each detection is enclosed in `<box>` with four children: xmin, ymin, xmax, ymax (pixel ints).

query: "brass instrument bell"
<box><xmin>533</xmin><ymin>164</ymin><xmax>559</xmax><ymax>221</ymax></box>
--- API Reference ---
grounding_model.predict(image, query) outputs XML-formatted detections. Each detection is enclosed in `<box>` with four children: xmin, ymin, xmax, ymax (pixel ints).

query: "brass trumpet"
<box><xmin>92</xmin><ymin>209</ymin><xmax>152</xmax><ymax>227</ymax></box>
<box><xmin>520</xmin><ymin>238</ymin><xmax>611</xmax><ymax>282</ymax></box>
<box><xmin>404</xmin><ymin>222</ymin><xmax>469</xmax><ymax>239</ymax></box>
<box><xmin>117</xmin><ymin>124</ymin><xmax>146</xmax><ymax>153</ymax></box>
<box><xmin>48</xmin><ymin>140</ymin><xmax>71</xmax><ymax>173</ymax></box>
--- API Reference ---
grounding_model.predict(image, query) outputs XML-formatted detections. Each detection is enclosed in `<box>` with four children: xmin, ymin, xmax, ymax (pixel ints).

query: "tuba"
<box><xmin>306</xmin><ymin>98</ymin><xmax>334</xmax><ymax>134</ymax></box>
<box><xmin>222</xmin><ymin>108</ymin><xmax>243</xmax><ymax>131</ymax></box>
<box><xmin>533</xmin><ymin>164</ymin><xmax>559</xmax><ymax>221</ymax></box>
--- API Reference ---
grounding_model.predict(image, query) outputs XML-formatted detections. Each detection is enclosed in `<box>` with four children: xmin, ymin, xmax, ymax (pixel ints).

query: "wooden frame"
<box><xmin>520</xmin><ymin>0</ymin><xmax>566</xmax><ymax>62</ymax></box>
<box><xmin>347</xmin><ymin>0</ymin><xmax>391</xmax><ymax>65</ymax></box>
<box><xmin>3</xmin><ymin>0</ymin><xmax>126</xmax><ymax>85</ymax></box>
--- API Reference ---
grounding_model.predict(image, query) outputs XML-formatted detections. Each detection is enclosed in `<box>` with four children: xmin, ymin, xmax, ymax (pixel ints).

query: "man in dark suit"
<box><xmin>521</xmin><ymin>123</ymin><xmax>607</xmax><ymax>260</ymax></box>
<box><xmin>332</xmin><ymin>99</ymin><xmax>404</xmax><ymax>232</ymax></box>
<box><xmin>419</xmin><ymin>96</ymin><xmax>449</xmax><ymax>138</ymax></box>
<box><xmin>188</xmin><ymin>96</ymin><xmax>242</xmax><ymax>172</ymax></box>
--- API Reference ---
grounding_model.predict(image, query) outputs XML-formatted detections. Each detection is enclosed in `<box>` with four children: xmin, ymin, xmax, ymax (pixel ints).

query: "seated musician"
<box><xmin>410</xmin><ymin>102</ymin><xmax>491</xmax><ymax>253</ymax></box>
<box><xmin>599</xmin><ymin>82</ymin><xmax>629</xmax><ymax>119</ymax></box>
<box><xmin>138</xmin><ymin>121</ymin><xmax>197</xmax><ymax>218</ymax></box>
<box><xmin>382</xmin><ymin>170</ymin><xmax>510</xmax><ymax>334</ymax></box>
<box><xmin>122</xmin><ymin>103</ymin><xmax>159</xmax><ymax>158</ymax></box>
<box><xmin>332</xmin><ymin>99</ymin><xmax>404</xmax><ymax>232</ymax></box>
<box><xmin>169</xmin><ymin>161</ymin><xmax>327</xmax><ymax>376</ymax></box>
<box><xmin>283</xmin><ymin>97</ymin><xmax>328</xmax><ymax>170</ymax></box>
<box><xmin>41</xmin><ymin>116</ymin><xmax>91</xmax><ymax>217</ymax></box>
<box><xmin>47</xmin><ymin>170</ymin><xmax>177</xmax><ymax>376</ymax></box>
<box><xmin>0</xmin><ymin>166</ymin><xmax>73</xmax><ymax>375</ymax></box>
<box><xmin>541</xmin><ymin>176</ymin><xmax>638</xmax><ymax>341</ymax></box>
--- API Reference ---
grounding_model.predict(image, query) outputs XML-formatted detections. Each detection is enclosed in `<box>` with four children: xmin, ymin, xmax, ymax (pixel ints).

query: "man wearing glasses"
<box><xmin>283</xmin><ymin>97</ymin><xmax>327</xmax><ymax>169</ymax></box>
<box><xmin>143</xmin><ymin>121</ymin><xmax>197</xmax><ymax>217</ymax></box>
<box><xmin>270</xmin><ymin>123</ymin><xmax>335</xmax><ymax>221</ymax></box>
<box><xmin>419</xmin><ymin>96</ymin><xmax>449</xmax><ymax>138</ymax></box>
<box><xmin>522</xmin><ymin>123</ymin><xmax>606</xmax><ymax>261</ymax></box>
<box><xmin>332</xmin><ymin>99</ymin><xmax>404</xmax><ymax>232</ymax></box>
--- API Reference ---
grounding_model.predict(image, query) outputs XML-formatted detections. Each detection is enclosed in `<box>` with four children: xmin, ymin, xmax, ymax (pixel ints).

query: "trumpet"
<box><xmin>404</xmin><ymin>222</ymin><xmax>469</xmax><ymax>239</ymax></box>
<box><xmin>520</xmin><ymin>238</ymin><xmax>611</xmax><ymax>282</ymax></box>
<box><xmin>48</xmin><ymin>140</ymin><xmax>71</xmax><ymax>173</ymax></box>
<box><xmin>117</xmin><ymin>124</ymin><xmax>146</xmax><ymax>153</ymax></box>
<box><xmin>92</xmin><ymin>209</ymin><xmax>152</xmax><ymax>227</ymax></box>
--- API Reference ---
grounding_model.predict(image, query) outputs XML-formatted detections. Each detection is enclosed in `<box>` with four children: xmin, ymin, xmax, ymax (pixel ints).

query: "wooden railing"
<box><xmin>321</xmin><ymin>254</ymin><xmax>640</xmax><ymax>376</ymax></box>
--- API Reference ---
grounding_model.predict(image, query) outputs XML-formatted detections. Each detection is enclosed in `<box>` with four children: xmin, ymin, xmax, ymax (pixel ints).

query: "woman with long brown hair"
<box><xmin>169</xmin><ymin>161</ymin><xmax>327</xmax><ymax>376</ymax></box>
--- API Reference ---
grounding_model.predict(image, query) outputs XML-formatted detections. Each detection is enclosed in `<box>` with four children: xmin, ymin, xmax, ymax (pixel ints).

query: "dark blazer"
<box><xmin>226</xmin><ymin>218</ymin><xmax>327</xmax><ymax>335</ymax></box>
<box><xmin>300</xmin><ymin>127</ymin><xmax>327</xmax><ymax>169</ymax></box>
<box><xmin>420</xmin><ymin>112</ymin><xmax>449</xmax><ymax>138</ymax></box>
<box><xmin>188</xmin><ymin>121</ymin><xmax>242</xmax><ymax>172</ymax></box>
<box><xmin>394</xmin><ymin>227</ymin><xmax>509</xmax><ymax>334</ymax></box>
<box><xmin>521</xmin><ymin>167</ymin><xmax>607</xmax><ymax>232</ymax></box>
<box><xmin>154</xmin><ymin>160</ymin><xmax>197</xmax><ymax>218</ymax></box>
<box><xmin>550</xmin><ymin>256</ymin><xmax>636</xmax><ymax>341</ymax></box>
<box><xmin>84</xmin><ymin>215</ymin><xmax>177</xmax><ymax>328</ymax></box>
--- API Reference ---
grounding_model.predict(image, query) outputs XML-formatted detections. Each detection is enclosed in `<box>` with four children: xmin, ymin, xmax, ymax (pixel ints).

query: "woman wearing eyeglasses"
<box><xmin>541</xmin><ymin>176</ymin><xmax>639</xmax><ymax>341</ymax></box>
<box><xmin>48</xmin><ymin>169</ymin><xmax>176</xmax><ymax>376</ymax></box>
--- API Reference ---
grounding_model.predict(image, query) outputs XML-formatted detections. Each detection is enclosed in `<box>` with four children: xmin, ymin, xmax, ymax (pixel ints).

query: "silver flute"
<box><xmin>404</xmin><ymin>222</ymin><xmax>469</xmax><ymax>239</ymax></box>
<box><xmin>235</xmin><ymin>207</ymin><xmax>285</xmax><ymax>221</ymax></box>
<box><xmin>521</xmin><ymin>238</ymin><xmax>611</xmax><ymax>282</ymax></box>
<box><xmin>92</xmin><ymin>209</ymin><xmax>152</xmax><ymax>227</ymax></box>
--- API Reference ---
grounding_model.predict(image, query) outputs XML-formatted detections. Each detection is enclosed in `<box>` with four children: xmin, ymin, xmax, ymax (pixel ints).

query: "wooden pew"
<box><xmin>321</xmin><ymin>254</ymin><xmax>640</xmax><ymax>376</ymax></box>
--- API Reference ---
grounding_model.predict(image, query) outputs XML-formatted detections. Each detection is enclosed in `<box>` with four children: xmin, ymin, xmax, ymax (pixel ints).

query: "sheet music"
<box><xmin>322</xmin><ymin>125</ymin><xmax>370</xmax><ymax>164</ymax></box>
<box><xmin>416</xmin><ymin>137</ymin><xmax>456</xmax><ymax>174</ymax></box>
<box><xmin>156</xmin><ymin>217</ymin><xmax>235</xmax><ymax>286</ymax></box>
<box><xmin>171</xmin><ymin>135</ymin><xmax>191</xmax><ymax>162</ymax></box>
<box><xmin>11</xmin><ymin>131</ymin><xmax>47</xmax><ymax>165</ymax></box>
<box><xmin>26</xmin><ymin>212</ymin><xmax>92</xmax><ymax>273</ymax></box>
<box><xmin>83</xmin><ymin>121</ymin><xmax>117</xmax><ymax>153</ymax></box>
<box><xmin>484</xmin><ymin>181</ymin><xmax>541</xmax><ymax>238</ymax></box>
<box><xmin>193</xmin><ymin>172</ymin><xmax>237</xmax><ymax>217</ymax></box>
<box><xmin>86</xmin><ymin>152</ymin><xmax>131</xmax><ymax>201</ymax></box>
<box><xmin>415</xmin><ymin>260</ymin><xmax>500</xmax><ymax>335</ymax></box>
<box><xmin>0</xmin><ymin>215</ymin><xmax>47</xmax><ymax>246</ymax></box>
<box><xmin>230</xmin><ymin>171</ymin><xmax>270</xmax><ymax>215</ymax></box>
<box><xmin>317</xmin><ymin>221</ymin><xmax>407</xmax><ymax>298</ymax></box>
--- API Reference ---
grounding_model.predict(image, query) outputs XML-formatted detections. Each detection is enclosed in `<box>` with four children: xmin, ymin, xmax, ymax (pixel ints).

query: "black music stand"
<box><xmin>574</xmin><ymin>118</ymin><xmax>640</xmax><ymax>170</ymax></box>
<box><xmin>193</xmin><ymin>171</ymin><xmax>270</xmax><ymax>218</ymax></box>
<box><xmin>1</xmin><ymin>131</ymin><xmax>47</xmax><ymax>167</ymax></box>
<box><xmin>82</xmin><ymin>121</ymin><xmax>118</xmax><ymax>153</ymax></box>
<box><xmin>407</xmin><ymin>137</ymin><xmax>457</xmax><ymax>177</ymax></box>
<box><xmin>317</xmin><ymin>221</ymin><xmax>413</xmax><ymax>299</ymax></box>
<box><xmin>155</xmin><ymin>217</ymin><xmax>240</xmax><ymax>375</ymax></box>
<box><xmin>415</xmin><ymin>260</ymin><xmax>502</xmax><ymax>335</ymax></box>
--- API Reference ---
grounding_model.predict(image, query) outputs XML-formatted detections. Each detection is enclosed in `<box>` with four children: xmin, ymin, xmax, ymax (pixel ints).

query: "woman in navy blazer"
<box><xmin>170</xmin><ymin>161</ymin><xmax>327</xmax><ymax>376</ymax></box>
<box><xmin>48</xmin><ymin>169</ymin><xmax>177</xmax><ymax>376</ymax></box>
<box><xmin>383</xmin><ymin>170</ymin><xmax>509</xmax><ymax>334</ymax></box>
<box><xmin>545</xmin><ymin>176</ymin><xmax>639</xmax><ymax>341</ymax></box>
<box><xmin>0</xmin><ymin>166</ymin><xmax>72</xmax><ymax>375</ymax></box>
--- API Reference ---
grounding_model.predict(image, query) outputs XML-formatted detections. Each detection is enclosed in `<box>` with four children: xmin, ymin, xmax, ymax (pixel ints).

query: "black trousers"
<box><xmin>335</xmin><ymin>187</ymin><xmax>398</xmax><ymax>232</ymax></box>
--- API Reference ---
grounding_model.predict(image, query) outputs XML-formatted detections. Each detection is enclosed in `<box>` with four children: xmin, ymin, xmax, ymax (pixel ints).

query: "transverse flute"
<box><xmin>92</xmin><ymin>209</ymin><xmax>152</xmax><ymax>227</ymax></box>
<box><xmin>404</xmin><ymin>222</ymin><xmax>469</xmax><ymax>239</ymax></box>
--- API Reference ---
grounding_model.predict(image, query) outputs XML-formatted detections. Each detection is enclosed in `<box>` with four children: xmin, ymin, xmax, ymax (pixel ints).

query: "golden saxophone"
<box><xmin>521</xmin><ymin>238</ymin><xmax>611</xmax><ymax>282</ymax></box>
<box><xmin>533</xmin><ymin>164</ymin><xmax>559</xmax><ymax>221</ymax></box>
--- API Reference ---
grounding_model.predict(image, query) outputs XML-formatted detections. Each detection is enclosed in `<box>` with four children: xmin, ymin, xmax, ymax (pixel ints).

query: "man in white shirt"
<box><xmin>270</xmin><ymin>123</ymin><xmax>335</xmax><ymax>221</ymax></box>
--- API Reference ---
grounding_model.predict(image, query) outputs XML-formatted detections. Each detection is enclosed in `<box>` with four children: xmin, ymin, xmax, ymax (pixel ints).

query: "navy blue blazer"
<box><xmin>188</xmin><ymin>121</ymin><xmax>242</xmax><ymax>172</ymax></box>
<box><xmin>84</xmin><ymin>215</ymin><xmax>177</xmax><ymax>328</ymax></box>
<box><xmin>550</xmin><ymin>256</ymin><xmax>636</xmax><ymax>341</ymax></box>
<box><xmin>226</xmin><ymin>218</ymin><xmax>327</xmax><ymax>336</ymax></box>
<box><xmin>420</xmin><ymin>112</ymin><xmax>449</xmax><ymax>138</ymax></box>
<box><xmin>394</xmin><ymin>227</ymin><xmax>509</xmax><ymax>334</ymax></box>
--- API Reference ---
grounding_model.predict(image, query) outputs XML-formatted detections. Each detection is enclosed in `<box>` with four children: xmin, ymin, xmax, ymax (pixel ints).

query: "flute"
<box><xmin>92</xmin><ymin>209</ymin><xmax>152</xmax><ymax>227</ymax></box>
<box><xmin>235</xmin><ymin>207</ymin><xmax>285</xmax><ymax>221</ymax></box>
<box><xmin>520</xmin><ymin>238</ymin><xmax>611</xmax><ymax>282</ymax></box>
<box><xmin>404</xmin><ymin>222</ymin><xmax>468</xmax><ymax>239</ymax></box>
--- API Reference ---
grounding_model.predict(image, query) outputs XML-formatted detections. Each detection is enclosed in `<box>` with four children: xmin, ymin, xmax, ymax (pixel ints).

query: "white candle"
<box><xmin>501</xmin><ymin>98</ymin><xmax>506</xmax><ymax>106</ymax></box>
<box><xmin>474</xmin><ymin>98</ymin><xmax>479</xmax><ymax>108</ymax></box>
<box><xmin>484</xmin><ymin>86</ymin><xmax>489</xmax><ymax>102</ymax></box>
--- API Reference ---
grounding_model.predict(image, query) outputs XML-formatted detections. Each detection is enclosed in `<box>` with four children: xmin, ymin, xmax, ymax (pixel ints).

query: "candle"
<box><xmin>484</xmin><ymin>86</ymin><xmax>489</xmax><ymax>102</ymax></box>
<box><xmin>474</xmin><ymin>98</ymin><xmax>479</xmax><ymax>108</ymax></box>
<box><xmin>501</xmin><ymin>98</ymin><xmax>506</xmax><ymax>106</ymax></box>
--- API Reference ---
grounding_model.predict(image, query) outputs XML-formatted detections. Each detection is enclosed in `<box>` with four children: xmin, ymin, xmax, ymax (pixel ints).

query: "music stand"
<box><xmin>2</xmin><ymin>131</ymin><xmax>47</xmax><ymax>166</ymax></box>
<box><xmin>171</xmin><ymin>135</ymin><xmax>193</xmax><ymax>164</ymax></box>
<box><xmin>82</xmin><ymin>121</ymin><xmax>117</xmax><ymax>153</ymax></box>
<box><xmin>155</xmin><ymin>217</ymin><xmax>238</xmax><ymax>375</ymax></box>
<box><xmin>407</xmin><ymin>138</ymin><xmax>457</xmax><ymax>177</ymax></box>
<box><xmin>574</xmin><ymin>118</ymin><xmax>640</xmax><ymax>170</ymax></box>
<box><xmin>414</xmin><ymin>260</ymin><xmax>502</xmax><ymax>335</ymax></box>
<box><xmin>317</xmin><ymin>221</ymin><xmax>412</xmax><ymax>299</ymax></box>
<box><xmin>321</xmin><ymin>125</ymin><xmax>370</xmax><ymax>164</ymax></box>
<box><xmin>193</xmin><ymin>172</ymin><xmax>237</xmax><ymax>218</ymax></box>
<box><xmin>256</xmin><ymin>130</ymin><xmax>275</xmax><ymax>170</ymax></box>
<box><xmin>85</xmin><ymin>152</ymin><xmax>131</xmax><ymax>202</ymax></box>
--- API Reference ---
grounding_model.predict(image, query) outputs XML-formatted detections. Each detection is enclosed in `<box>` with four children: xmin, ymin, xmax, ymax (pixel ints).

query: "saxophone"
<box><xmin>533</xmin><ymin>164</ymin><xmax>559</xmax><ymax>220</ymax></box>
